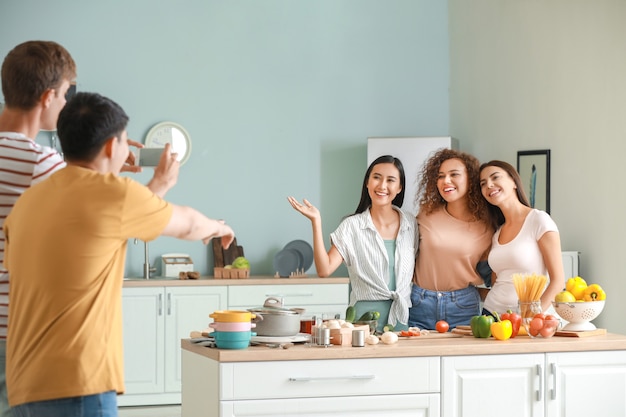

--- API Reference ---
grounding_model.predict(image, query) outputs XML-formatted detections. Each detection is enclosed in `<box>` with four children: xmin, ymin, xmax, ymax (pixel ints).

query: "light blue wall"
<box><xmin>0</xmin><ymin>1</ymin><xmax>450</xmax><ymax>277</ymax></box>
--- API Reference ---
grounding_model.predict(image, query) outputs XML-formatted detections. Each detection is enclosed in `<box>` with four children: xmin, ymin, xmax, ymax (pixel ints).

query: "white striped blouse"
<box><xmin>330</xmin><ymin>206</ymin><xmax>418</xmax><ymax>326</ymax></box>
<box><xmin>0</xmin><ymin>132</ymin><xmax>66</xmax><ymax>339</ymax></box>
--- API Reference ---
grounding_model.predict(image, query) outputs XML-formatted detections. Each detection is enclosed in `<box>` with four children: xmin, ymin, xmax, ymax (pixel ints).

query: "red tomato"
<box><xmin>533</xmin><ymin>313</ymin><xmax>546</xmax><ymax>320</ymax></box>
<box><xmin>544</xmin><ymin>314</ymin><xmax>558</xmax><ymax>321</ymax></box>
<box><xmin>435</xmin><ymin>320</ymin><xmax>449</xmax><ymax>333</ymax></box>
<box><xmin>540</xmin><ymin>323</ymin><xmax>557</xmax><ymax>338</ymax></box>
<box><xmin>529</xmin><ymin>317</ymin><xmax>544</xmax><ymax>336</ymax></box>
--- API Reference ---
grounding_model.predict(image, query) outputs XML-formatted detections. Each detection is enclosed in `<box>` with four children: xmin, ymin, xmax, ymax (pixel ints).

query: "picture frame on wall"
<box><xmin>517</xmin><ymin>149</ymin><xmax>551</xmax><ymax>214</ymax></box>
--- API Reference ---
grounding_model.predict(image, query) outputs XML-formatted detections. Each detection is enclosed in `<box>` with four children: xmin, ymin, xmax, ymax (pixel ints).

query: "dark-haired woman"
<box><xmin>288</xmin><ymin>155</ymin><xmax>417</xmax><ymax>332</ymax></box>
<box><xmin>479</xmin><ymin>160</ymin><xmax>564</xmax><ymax>315</ymax></box>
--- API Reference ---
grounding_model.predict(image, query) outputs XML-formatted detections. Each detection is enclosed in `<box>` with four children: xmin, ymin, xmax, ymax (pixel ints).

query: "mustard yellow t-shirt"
<box><xmin>4</xmin><ymin>166</ymin><xmax>172</xmax><ymax>406</ymax></box>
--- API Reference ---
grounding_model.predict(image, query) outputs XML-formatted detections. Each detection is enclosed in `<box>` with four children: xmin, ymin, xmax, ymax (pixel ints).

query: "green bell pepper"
<box><xmin>470</xmin><ymin>314</ymin><xmax>494</xmax><ymax>338</ymax></box>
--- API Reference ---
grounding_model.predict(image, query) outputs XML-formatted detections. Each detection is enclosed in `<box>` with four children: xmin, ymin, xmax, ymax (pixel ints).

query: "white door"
<box><xmin>545</xmin><ymin>350</ymin><xmax>626</xmax><ymax>417</ymax></box>
<box><xmin>121</xmin><ymin>287</ymin><xmax>165</xmax><ymax>394</ymax></box>
<box><xmin>442</xmin><ymin>354</ymin><xmax>544</xmax><ymax>417</ymax></box>
<box><xmin>165</xmin><ymin>286</ymin><xmax>227</xmax><ymax>392</ymax></box>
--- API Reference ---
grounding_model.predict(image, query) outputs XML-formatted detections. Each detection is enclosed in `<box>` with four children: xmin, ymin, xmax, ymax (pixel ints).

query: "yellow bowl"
<box><xmin>209</xmin><ymin>310</ymin><xmax>256</xmax><ymax>323</ymax></box>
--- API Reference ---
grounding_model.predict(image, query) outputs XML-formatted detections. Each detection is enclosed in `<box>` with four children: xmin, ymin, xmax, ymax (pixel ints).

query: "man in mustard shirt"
<box><xmin>3</xmin><ymin>92</ymin><xmax>235</xmax><ymax>417</ymax></box>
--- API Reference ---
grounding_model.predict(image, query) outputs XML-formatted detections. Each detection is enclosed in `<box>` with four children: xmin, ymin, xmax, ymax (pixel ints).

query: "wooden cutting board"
<box><xmin>398</xmin><ymin>331</ymin><xmax>464</xmax><ymax>339</ymax></box>
<box><xmin>212</xmin><ymin>238</ymin><xmax>245</xmax><ymax>267</ymax></box>
<box><xmin>555</xmin><ymin>328</ymin><xmax>607</xmax><ymax>338</ymax></box>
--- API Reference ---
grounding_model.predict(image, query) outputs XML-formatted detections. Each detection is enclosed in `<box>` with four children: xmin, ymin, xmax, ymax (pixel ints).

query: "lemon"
<box><xmin>555</xmin><ymin>290</ymin><xmax>576</xmax><ymax>303</ymax></box>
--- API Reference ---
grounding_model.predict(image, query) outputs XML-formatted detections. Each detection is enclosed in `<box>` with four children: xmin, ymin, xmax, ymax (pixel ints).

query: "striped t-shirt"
<box><xmin>0</xmin><ymin>132</ymin><xmax>66</xmax><ymax>339</ymax></box>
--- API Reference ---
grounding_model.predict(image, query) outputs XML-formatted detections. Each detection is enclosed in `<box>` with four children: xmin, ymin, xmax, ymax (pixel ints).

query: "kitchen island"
<box><xmin>181</xmin><ymin>332</ymin><xmax>626</xmax><ymax>417</ymax></box>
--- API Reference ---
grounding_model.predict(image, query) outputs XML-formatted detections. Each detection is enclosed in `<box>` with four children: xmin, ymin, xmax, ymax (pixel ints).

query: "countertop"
<box><xmin>181</xmin><ymin>332</ymin><xmax>626</xmax><ymax>362</ymax></box>
<box><xmin>123</xmin><ymin>276</ymin><xmax>349</xmax><ymax>287</ymax></box>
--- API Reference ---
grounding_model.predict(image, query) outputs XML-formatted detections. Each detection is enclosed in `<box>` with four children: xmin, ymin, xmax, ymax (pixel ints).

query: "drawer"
<box><xmin>220</xmin><ymin>357</ymin><xmax>440</xmax><ymax>400</ymax></box>
<box><xmin>222</xmin><ymin>393</ymin><xmax>440</xmax><ymax>416</ymax></box>
<box><xmin>228</xmin><ymin>284</ymin><xmax>348</xmax><ymax>308</ymax></box>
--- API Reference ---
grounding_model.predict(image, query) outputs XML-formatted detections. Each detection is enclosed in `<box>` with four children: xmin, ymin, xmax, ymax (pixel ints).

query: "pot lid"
<box><xmin>247</xmin><ymin>297</ymin><xmax>304</xmax><ymax>316</ymax></box>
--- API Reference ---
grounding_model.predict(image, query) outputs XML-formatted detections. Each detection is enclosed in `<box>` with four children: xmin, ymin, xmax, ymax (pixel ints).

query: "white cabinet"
<box><xmin>442</xmin><ymin>350</ymin><xmax>626</xmax><ymax>417</ymax></box>
<box><xmin>119</xmin><ymin>286</ymin><xmax>227</xmax><ymax>406</ymax></box>
<box><xmin>182</xmin><ymin>352</ymin><xmax>440</xmax><ymax>417</ymax></box>
<box><xmin>228</xmin><ymin>283</ymin><xmax>349</xmax><ymax>318</ymax></box>
<box><xmin>545</xmin><ymin>351</ymin><xmax>626</xmax><ymax>417</ymax></box>
<box><xmin>120</xmin><ymin>280</ymin><xmax>348</xmax><ymax>407</ymax></box>
<box><xmin>442</xmin><ymin>353</ymin><xmax>543</xmax><ymax>417</ymax></box>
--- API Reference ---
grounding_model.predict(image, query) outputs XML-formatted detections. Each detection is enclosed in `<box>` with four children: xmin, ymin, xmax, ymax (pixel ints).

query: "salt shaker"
<box><xmin>318</xmin><ymin>327</ymin><xmax>330</xmax><ymax>346</ymax></box>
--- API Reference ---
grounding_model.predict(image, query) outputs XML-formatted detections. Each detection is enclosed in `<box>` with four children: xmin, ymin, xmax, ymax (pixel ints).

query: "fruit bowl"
<box><xmin>552</xmin><ymin>300</ymin><xmax>605</xmax><ymax>331</ymax></box>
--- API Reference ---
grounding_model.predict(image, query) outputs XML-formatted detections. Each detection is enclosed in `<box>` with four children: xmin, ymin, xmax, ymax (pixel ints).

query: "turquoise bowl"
<box><xmin>214</xmin><ymin>339</ymin><xmax>250</xmax><ymax>349</ymax></box>
<box><xmin>212</xmin><ymin>330</ymin><xmax>255</xmax><ymax>342</ymax></box>
<box><xmin>212</xmin><ymin>330</ymin><xmax>255</xmax><ymax>349</ymax></box>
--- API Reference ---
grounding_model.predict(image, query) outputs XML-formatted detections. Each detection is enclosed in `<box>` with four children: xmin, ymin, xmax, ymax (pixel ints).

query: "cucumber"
<box><xmin>357</xmin><ymin>311</ymin><xmax>374</xmax><ymax>322</ymax></box>
<box><xmin>345</xmin><ymin>306</ymin><xmax>356</xmax><ymax>323</ymax></box>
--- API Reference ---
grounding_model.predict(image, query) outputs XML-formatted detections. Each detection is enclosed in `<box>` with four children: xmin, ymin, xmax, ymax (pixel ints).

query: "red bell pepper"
<box><xmin>501</xmin><ymin>310</ymin><xmax>522</xmax><ymax>338</ymax></box>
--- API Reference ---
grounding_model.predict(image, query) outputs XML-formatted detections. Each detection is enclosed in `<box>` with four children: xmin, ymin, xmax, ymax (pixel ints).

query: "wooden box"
<box><xmin>213</xmin><ymin>267</ymin><xmax>250</xmax><ymax>279</ymax></box>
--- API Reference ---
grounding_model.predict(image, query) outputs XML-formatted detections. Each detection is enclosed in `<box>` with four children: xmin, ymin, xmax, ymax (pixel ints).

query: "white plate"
<box><xmin>251</xmin><ymin>333</ymin><xmax>311</xmax><ymax>343</ymax></box>
<box><xmin>283</xmin><ymin>240</ymin><xmax>313</xmax><ymax>272</ymax></box>
<box><xmin>273</xmin><ymin>248</ymin><xmax>300</xmax><ymax>277</ymax></box>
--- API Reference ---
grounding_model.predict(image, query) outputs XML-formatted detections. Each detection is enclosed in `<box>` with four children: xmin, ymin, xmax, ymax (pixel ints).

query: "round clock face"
<box><xmin>144</xmin><ymin>121</ymin><xmax>192</xmax><ymax>165</ymax></box>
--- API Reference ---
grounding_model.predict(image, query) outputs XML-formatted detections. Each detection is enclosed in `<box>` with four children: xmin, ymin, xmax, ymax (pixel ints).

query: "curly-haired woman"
<box><xmin>408</xmin><ymin>148</ymin><xmax>494</xmax><ymax>330</ymax></box>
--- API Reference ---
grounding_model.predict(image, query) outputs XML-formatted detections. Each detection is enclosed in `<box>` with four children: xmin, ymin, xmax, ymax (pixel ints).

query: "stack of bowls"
<box><xmin>208</xmin><ymin>310</ymin><xmax>256</xmax><ymax>349</ymax></box>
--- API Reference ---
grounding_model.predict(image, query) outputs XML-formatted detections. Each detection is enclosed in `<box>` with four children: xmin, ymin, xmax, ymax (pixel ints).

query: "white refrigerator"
<box><xmin>367</xmin><ymin>136</ymin><xmax>458</xmax><ymax>215</ymax></box>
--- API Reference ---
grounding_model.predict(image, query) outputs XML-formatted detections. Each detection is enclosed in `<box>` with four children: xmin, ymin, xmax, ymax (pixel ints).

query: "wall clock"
<box><xmin>144</xmin><ymin>121</ymin><xmax>192</xmax><ymax>165</ymax></box>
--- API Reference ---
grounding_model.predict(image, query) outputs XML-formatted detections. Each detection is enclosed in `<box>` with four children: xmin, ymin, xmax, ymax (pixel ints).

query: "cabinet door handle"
<box><xmin>167</xmin><ymin>293</ymin><xmax>172</xmax><ymax>315</ymax></box>
<box><xmin>288</xmin><ymin>375</ymin><xmax>375</xmax><ymax>382</ymax></box>
<box><xmin>158</xmin><ymin>294</ymin><xmax>163</xmax><ymax>316</ymax></box>
<box><xmin>550</xmin><ymin>362</ymin><xmax>557</xmax><ymax>400</ymax></box>
<box><xmin>536</xmin><ymin>364</ymin><xmax>543</xmax><ymax>401</ymax></box>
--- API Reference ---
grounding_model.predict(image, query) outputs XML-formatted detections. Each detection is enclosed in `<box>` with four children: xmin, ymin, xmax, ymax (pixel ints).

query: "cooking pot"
<box><xmin>248</xmin><ymin>297</ymin><xmax>304</xmax><ymax>337</ymax></box>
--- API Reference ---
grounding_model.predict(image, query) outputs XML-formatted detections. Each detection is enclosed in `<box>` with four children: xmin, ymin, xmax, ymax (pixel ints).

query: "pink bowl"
<box><xmin>209</xmin><ymin>321</ymin><xmax>256</xmax><ymax>332</ymax></box>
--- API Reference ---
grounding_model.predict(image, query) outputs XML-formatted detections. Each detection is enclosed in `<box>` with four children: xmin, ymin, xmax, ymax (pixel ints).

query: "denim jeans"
<box><xmin>12</xmin><ymin>391</ymin><xmax>117</xmax><ymax>417</ymax></box>
<box><xmin>408</xmin><ymin>285</ymin><xmax>480</xmax><ymax>330</ymax></box>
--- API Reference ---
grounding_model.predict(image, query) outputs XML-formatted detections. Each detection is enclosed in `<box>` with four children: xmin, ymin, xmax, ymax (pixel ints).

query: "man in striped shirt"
<box><xmin>0</xmin><ymin>41</ymin><xmax>178</xmax><ymax>416</ymax></box>
<box><xmin>0</xmin><ymin>40</ymin><xmax>76</xmax><ymax>417</ymax></box>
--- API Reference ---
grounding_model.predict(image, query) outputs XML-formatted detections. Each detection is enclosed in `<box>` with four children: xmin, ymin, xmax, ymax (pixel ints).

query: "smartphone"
<box><xmin>137</xmin><ymin>147</ymin><xmax>164</xmax><ymax>167</ymax></box>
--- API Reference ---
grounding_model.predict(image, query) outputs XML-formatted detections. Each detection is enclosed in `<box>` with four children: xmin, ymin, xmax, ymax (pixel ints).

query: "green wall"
<box><xmin>449</xmin><ymin>0</ymin><xmax>626</xmax><ymax>333</ymax></box>
<box><xmin>0</xmin><ymin>1</ymin><xmax>450</xmax><ymax>277</ymax></box>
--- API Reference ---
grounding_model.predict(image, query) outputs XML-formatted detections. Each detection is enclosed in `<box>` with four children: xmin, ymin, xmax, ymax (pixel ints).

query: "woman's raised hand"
<box><xmin>287</xmin><ymin>196</ymin><xmax>321</xmax><ymax>222</ymax></box>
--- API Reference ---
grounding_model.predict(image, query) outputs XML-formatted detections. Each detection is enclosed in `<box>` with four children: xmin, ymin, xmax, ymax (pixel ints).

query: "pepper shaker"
<box><xmin>352</xmin><ymin>329</ymin><xmax>365</xmax><ymax>347</ymax></box>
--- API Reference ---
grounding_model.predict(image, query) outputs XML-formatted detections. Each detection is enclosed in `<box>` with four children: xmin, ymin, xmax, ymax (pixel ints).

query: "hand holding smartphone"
<box><xmin>137</xmin><ymin>148</ymin><xmax>165</xmax><ymax>167</ymax></box>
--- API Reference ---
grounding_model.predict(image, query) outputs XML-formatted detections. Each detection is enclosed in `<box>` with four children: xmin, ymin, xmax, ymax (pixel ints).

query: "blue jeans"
<box><xmin>408</xmin><ymin>285</ymin><xmax>480</xmax><ymax>330</ymax></box>
<box><xmin>0</xmin><ymin>340</ymin><xmax>10</xmax><ymax>417</ymax></box>
<box><xmin>12</xmin><ymin>391</ymin><xmax>117</xmax><ymax>417</ymax></box>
